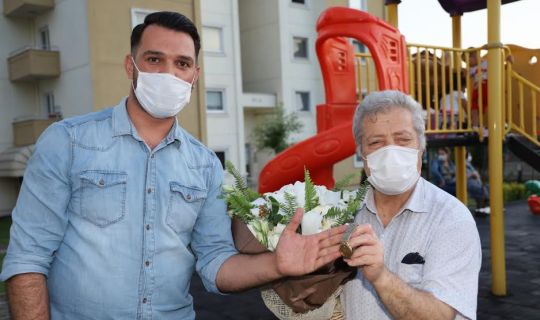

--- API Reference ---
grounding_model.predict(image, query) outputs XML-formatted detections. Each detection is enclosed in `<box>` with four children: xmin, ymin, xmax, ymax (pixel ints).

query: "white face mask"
<box><xmin>131</xmin><ymin>58</ymin><xmax>195</xmax><ymax>118</ymax></box>
<box><xmin>365</xmin><ymin>145</ymin><xmax>420</xmax><ymax>195</ymax></box>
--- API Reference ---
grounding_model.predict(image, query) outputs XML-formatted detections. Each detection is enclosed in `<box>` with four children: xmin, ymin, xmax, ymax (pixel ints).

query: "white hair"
<box><xmin>352</xmin><ymin>90</ymin><xmax>426</xmax><ymax>156</ymax></box>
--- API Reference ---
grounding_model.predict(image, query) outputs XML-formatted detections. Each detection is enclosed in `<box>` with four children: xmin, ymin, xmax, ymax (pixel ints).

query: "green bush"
<box><xmin>503</xmin><ymin>182</ymin><xmax>528</xmax><ymax>202</ymax></box>
<box><xmin>253</xmin><ymin>104</ymin><xmax>303</xmax><ymax>154</ymax></box>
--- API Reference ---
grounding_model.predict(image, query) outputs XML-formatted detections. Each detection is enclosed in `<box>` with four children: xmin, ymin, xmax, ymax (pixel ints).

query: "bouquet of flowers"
<box><xmin>222</xmin><ymin>161</ymin><xmax>369</xmax><ymax>319</ymax></box>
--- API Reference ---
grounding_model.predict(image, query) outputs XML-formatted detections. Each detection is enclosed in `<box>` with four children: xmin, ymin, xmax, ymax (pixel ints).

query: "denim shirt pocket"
<box><xmin>167</xmin><ymin>182</ymin><xmax>207</xmax><ymax>234</ymax></box>
<box><xmin>79</xmin><ymin>171</ymin><xmax>127</xmax><ymax>227</ymax></box>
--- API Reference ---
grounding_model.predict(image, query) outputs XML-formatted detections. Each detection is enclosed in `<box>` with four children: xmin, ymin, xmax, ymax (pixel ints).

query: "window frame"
<box><xmin>131</xmin><ymin>8</ymin><xmax>156</xmax><ymax>29</ymax></box>
<box><xmin>353</xmin><ymin>153</ymin><xmax>365</xmax><ymax>169</ymax></box>
<box><xmin>290</xmin><ymin>0</ymin><xmax>309</xmax><ymax>8</ymax></box>
<box><xmin>202</xmin><ymin>25</ymin><xmax>225</xmax><ymax>55</ymax></box>
<box><xmin>205</xmin><ymin>88</ymin><xmax>226</xmax><ymax>113</ymax></box>
<box><xmin>294</xmin><ymin>90</ymin><xmax>311</xmax><ymax>112</ymax></box>
<box><xmin>292</xmin><ymin>36</ymin><xmax>309</xmax><ymax>60</ymax></box>
<box><xmin>212</xmin><ymin>149</ymin><xmax>229</xmax><ymax>170</ymax></box>
<box><xmin>39</xmin><ymin>26</ymin><xmax>50</xmax><ymax>50</ymax></box>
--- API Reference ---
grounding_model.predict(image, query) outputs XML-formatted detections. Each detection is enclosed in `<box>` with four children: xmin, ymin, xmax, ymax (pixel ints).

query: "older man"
<box><xmin>341</xmin><ymin>90</ymin><xmax>481</xmax><ymax>320</ymax></box>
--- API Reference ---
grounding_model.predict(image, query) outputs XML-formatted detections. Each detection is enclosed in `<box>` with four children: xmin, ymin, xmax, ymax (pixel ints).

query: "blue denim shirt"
<box><xmin>1</xmin><ymin>98</ymin><xmax>238</xmax><ymax>319</ymax></box>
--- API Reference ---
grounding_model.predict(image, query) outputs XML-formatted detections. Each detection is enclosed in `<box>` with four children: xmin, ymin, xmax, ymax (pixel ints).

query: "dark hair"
<box><xmin>131</xmin><ymin>11</ymin><xmax>201</xmax><ymax>59</ymax></box>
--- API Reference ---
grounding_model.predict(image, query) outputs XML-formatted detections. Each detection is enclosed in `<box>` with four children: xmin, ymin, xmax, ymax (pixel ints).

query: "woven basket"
<box><xmin>261</xmin><ymin>286</ymin><xmax>343</xmax><ymax>320</ymax></box>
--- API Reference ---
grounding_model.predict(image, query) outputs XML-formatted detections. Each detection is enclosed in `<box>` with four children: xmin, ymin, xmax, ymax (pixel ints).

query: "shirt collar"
<box><xmin>112</xmin><ymin>97</ymin><xmax>131</xmax><ymax>137</ymax></box>
<box><xmin>363</xmin><ymin>177</ymin><xmax>429</xmax><ymax>215</ymax></box>
<box><xmin>112</xmin><ymin>97</ymin><xmax>183</xmax><ymax>145</ymax></box>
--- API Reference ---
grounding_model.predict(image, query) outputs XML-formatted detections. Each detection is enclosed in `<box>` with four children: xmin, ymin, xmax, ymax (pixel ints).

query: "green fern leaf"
<box><xmin>304</xmin><ymin>167</ymin><xmax>319</xmax><ymax>212</ymax></box>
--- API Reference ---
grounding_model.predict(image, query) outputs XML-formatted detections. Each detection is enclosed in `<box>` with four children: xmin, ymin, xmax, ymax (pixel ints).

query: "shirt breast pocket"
<box><xmin>79</xmin><ymin>171</ymin><xmax>127</xmax><ymax>227</ymax></box>
<box><xmin>397</xmin><ymin>263</ymin><xmax>424</xmax><ymax>287</ymax></box>
<box><xmin>166</xmin><ymin>182</ymin><xmax>207</xmax><ymax>234</ymax></box>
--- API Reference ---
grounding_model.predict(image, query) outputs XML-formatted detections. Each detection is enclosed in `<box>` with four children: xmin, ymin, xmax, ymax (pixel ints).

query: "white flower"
<box><xmin>301</xmin><ymin>209</ymin><xmax>323</xmax><ymax>235</ymax></box>
<box><xmin>267</xmin><ymin>223</ymin><xmax>286</xmax><ymax>252</ymax></box>
<box><xmin>316</xmin><ymin>186</ymin><xmax>341</xmax><ymax>206</ymax></box>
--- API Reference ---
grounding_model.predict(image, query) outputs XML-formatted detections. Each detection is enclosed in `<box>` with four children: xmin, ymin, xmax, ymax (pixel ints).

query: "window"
<box><xmin>293</xmin><ymin>37</ymin><xmax>308</xmax><ymax>59</ymax></box>
<box><xmin>214</xmin><ymin>151</ymin><xmax>226</xmax><ymax>169</ymax></box>
<box><xmin>202</xmin><ymin>26</ymin><xmax>224</xmax><ymax>53</ymax></box>
<box><xmin>43</xmin><ymin>92</ymin><xmax>60</xmax><ymax>118</ymax></box>
<box><xmin>352</xmin><ymin>39</ymin><xmax>366</xmax><ymax>54</ymax></box>
<box><xmin>39</xmin><ymin>26</ymin><xmax>50</xmax><ymax>50</ymax></box>
<box><xmin>353</xmin><ymin>153</ymin><xmax>364</xmax><ymax>168</ymax></box>
<box><xmin>295</xmin><ymin>91</ymin><xmax>310</xmax><ymax>112</ymax></box>
<box><xmin>131</xmin><ymin>8</ymin><xmax>156</xmax><ymax>29</ymax></box>
<box><xmin>291</xmin><ymin>0</ymin><xmax>306</xmax><ymax>4</ymax></box>
<box><xmin>349</xmin><ymin>0</ymin><xmax>367</xmax><ymax>10</ymax></box>
<box><xmin>206</xmin><ymin>89</ymin><xmax>225</xmax><ymax>112</ymax></box>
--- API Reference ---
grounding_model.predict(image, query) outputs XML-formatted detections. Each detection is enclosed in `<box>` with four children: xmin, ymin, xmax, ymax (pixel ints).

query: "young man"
<box><xmin>1</xmin><ymin>12</ymin><xmax>346</xmax><ymax>319</ymax></box>
<box><xmin>342</xmin><ymin>90</ymin><xmax>482</xmax><ymax>320</ymax></box>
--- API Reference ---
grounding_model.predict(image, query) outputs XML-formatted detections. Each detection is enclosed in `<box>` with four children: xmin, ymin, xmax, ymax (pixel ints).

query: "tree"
<box><xmin>253</xmin><ymin>104</ymin><xmax>303</xmax><ymax>154</ymax></box>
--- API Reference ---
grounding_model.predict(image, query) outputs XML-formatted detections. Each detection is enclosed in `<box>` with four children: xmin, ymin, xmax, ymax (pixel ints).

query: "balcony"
<box><xmin>8</xmin><ymin>47</ymin><xmax>60</xmax><ymax>82</ymax></box>
<box><xmin>242</xmin><ymin>92</ymin><xmax>277</xmax><ymax>114</ymax></box>
<box><xmin>12</xmin><ymin>117</ymin><xmax>56</xmax><ymax>147</ymax></box>
<box><xmin>3</xmin><ymin>0</ymin><xmax>54</xmax><ymax>18</ymax></box>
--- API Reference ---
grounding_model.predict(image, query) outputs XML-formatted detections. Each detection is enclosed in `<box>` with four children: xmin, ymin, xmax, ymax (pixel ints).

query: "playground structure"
<box><xmin>259</xmin><ymin>1</ymin><xmax>540</xmax><ymax>296</ymax></box>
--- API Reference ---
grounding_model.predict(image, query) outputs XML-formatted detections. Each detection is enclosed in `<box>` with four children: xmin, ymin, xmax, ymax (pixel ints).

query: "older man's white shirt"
<box><xmin>342</xmin><ymin>178</ymin><xmax>482</xmax><ymax>320</ymax></box>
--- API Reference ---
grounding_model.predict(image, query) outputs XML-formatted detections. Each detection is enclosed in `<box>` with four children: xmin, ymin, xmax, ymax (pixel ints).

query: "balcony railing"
<box><xmin>7</xmin><ymin>47</ymin><xmax>60</xmax><ymax>82</ymax></box>
<box><xmin>3</xmin><ymin>0</ymin><xmax>54</xmax><ymax>18</ymax></box>
<box><xmin>242</xmin><ymin>92</ymin><xmax>277</xmax><ymax>113</ymax></box>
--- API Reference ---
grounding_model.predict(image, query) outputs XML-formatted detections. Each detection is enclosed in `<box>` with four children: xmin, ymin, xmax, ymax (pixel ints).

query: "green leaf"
<box><xmin>224</xmin><ymin>160</ymin><xmax>261</xmax><ymax>201</ymax></box>
<box><xmin>225</xmin><ymin>189</ymin><xmax>255</xmax><ymax>224</ymax></box>
<box><xmin>304</xmin><ymin>168</ymin><xmax>319</xmax><ymax>212</ymax></box>
<box><xmin>253</xmin><ymin>104</ymin><xmax>304</xmax><ymax>153</ymax></box>
<box><xmin>225</xmin><ymin>160</ymin><xmax>246</xmax><ymax>190</ymax></box>
<box><xmin>280</xmin><ymin>192</ymin><xmax>297</xmax><ymax>224</ymax></box>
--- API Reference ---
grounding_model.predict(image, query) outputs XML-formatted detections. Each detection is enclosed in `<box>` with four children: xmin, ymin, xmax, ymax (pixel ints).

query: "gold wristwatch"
<box><xmin>339</xmin><ymin>223</ymin><xmax>358</xmax><ymax>259</ymax></box>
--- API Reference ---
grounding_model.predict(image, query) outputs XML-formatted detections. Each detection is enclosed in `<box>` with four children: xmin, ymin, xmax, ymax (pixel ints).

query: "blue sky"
<box><xmin>399</xmin><ymin>0</ymin><xmax>540</xmax><ymax>48</ymax></box>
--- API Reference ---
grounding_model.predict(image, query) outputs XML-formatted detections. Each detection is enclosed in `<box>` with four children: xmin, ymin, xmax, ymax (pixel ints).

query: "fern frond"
<box><xmin>225</xmin><ymin>160</ymin><xmax>261</xmax><ymax>201</ymax></box>
<box><xmin>304</xmin><ymin>167</ymin><xmax>319</xmax><ymax>212</ymax></box>
<box><xmin>225</xmin><ymin>160</ymin><xmax>246</xmax><ymax>190</ymax></box>
<box><xmin>226</xmin><ymin>190</ymin><xmax>254</xmax><ymax>223</ymax></box>
<box><xmin>282</xmin><ymin>192</ymin><xmax>297</xmax><ymax>216</ymax></box>
<box><xmin>355</xmin><ymin>180</ymin><xmax>370</xmax><ymax>203</ymax></box>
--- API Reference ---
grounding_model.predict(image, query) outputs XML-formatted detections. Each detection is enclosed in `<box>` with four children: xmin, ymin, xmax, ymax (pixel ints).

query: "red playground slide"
<box><xmin>258</xmin><ymin>7</ymin><xmax>409</xmax><ymax>193</ymax></box>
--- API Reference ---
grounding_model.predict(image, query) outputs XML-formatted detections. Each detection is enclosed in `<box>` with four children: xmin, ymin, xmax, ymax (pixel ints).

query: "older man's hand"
<box><xmin>274</xmin><ymin>208</ymin><xmax>347</xmax><ymax>277</ymax></box>
<box><xmin>343</xmin><ymin>224</ymin><xmax>386</xmax><ymax>284</ymax></box>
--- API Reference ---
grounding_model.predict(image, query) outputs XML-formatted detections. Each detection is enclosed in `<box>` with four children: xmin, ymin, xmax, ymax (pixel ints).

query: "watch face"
<box><xmin>340</xmin><ymin>242</ymin><xmax>353</xmax><ymax>259</ymax></box>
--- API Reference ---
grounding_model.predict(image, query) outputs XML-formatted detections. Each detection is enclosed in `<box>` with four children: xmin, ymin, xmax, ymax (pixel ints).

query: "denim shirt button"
<box><xmin>186</xmin><ymin>194</ymin><xmax>192</xmax><ymax>200</ymax></box>
<box><xmin>147</xmin><ymin>188</ymin><xmax>152</xmax><ymax>194</ymax></box>
<box><xmin>145</xmin><ymin>260</ymin><xmax>150</xmax><ymax>266</ymax></box>
<box><xmin>142</xmin><ymin>298</ymin><xmax>147</xmax><ymax>304</ymax></box>
<box><xmin>98</xmin><ymin>179</ymin><xmax>105</xmax><ymax>186</ymax></box>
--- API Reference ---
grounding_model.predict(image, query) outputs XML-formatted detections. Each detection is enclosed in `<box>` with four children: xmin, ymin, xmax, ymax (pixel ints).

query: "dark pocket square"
<box><xmin>401</xmin><ymin>252</ymin><xmax>425</xmax><ymax>265</ymax></box>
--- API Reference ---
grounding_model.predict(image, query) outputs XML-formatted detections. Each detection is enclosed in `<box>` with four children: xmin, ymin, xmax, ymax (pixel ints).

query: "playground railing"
<box><xmin>354</xmin><ymin>44</ymin><xmax>539</xmax><ymax>147</ymax></box>
<box><xmin>505</xmin><ymin>59</ymin><xmax>540</xmax><ymax>147</ymax></box>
